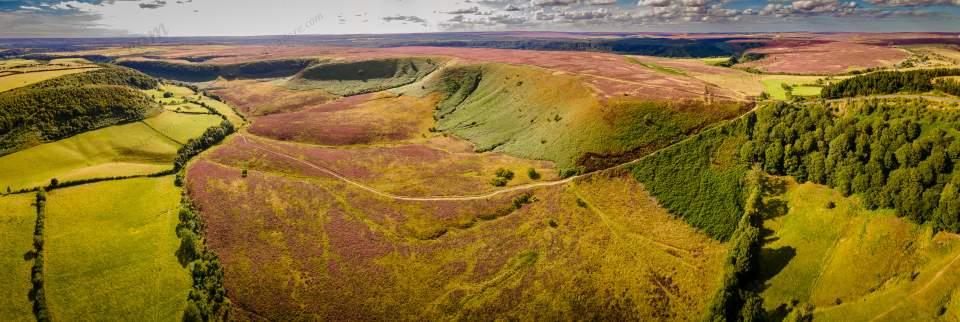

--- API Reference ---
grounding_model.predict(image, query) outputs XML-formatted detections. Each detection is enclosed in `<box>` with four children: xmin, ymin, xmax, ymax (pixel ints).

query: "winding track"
<box><xmin>235</xmin><ymin>101</ymin><xmax>759</xmax><ymax>202</ymax></box>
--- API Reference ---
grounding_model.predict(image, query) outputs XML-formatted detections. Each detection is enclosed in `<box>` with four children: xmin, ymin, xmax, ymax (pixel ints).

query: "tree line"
<box><xmin>30</xmin><ymin>189</ymin><xmax>50</xmax><ymax>322</ymax></box>
<box><xmin>821</xmin><ymin>68</ymin><xmax>960</xmax><ymax>98</ymax></box>
<box><xmin>705</xmin><ymin>170</ymin><xmax>765</xmax><ymax>322</ymax></box>
<box><xmin>173</xmin><ymin>120</ymin><xmax>235</xmax><ymax>175</ymax></box>
<box><xmin>934</xmin><ymin>77</ymin><xmax>960</xmax><ymax>97</ymax></box>
<box><xmin>176</xmin><ymin>198</ymin><xmax>231</xmax><ymax>322</ymax></box>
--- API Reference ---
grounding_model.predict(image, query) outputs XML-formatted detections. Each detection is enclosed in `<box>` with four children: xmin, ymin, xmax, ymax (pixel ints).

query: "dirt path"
<box><xmin>236</xmin><ymin>102</ymin><xmax>759</xmax><ymax>202</ymax></box>
<box><xmin>238</xmin><ymin>135</ymin><xmax>574</xmax><ymax>201</ymax></box>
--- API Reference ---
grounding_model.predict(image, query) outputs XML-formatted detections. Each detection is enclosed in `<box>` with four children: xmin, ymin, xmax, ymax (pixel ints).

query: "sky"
<box><xmin>0</xmin><ymin>0</ymin><xmax>957</xmax><ymax>37</ymax></box>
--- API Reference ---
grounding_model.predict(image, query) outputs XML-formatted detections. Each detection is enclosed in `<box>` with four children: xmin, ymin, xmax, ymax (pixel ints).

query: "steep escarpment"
<box><xmin>429</xmin><ymin>63</ymin><xmax>749</xmax><ymax>174</ymax></box>
<box><xmin>118</xmin><ymin>58</ymin><xmax>318</xmax><ymax>82</ymax></box>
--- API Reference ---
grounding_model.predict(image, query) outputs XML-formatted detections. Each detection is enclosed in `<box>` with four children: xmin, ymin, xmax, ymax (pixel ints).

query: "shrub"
<box><xmin>527</xmin><ymin>168</ymin><xmax>541</xmax><ymax>180</ymax></box>
<box><xmin>576</xmin><ymin>198</ymin><xmax>588</xmax><ymax>208</ymax></box>
<box><xmin>495</xmin><ymin>168</ymin><xmax>515</xmax><ymax>180</ymax></box>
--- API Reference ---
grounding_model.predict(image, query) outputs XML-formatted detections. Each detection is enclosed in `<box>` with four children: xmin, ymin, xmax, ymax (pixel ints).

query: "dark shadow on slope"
<box><xmin>757</xmin><ymin>246</ymin><xmax>796</xmax><ymax>291</ymax></box>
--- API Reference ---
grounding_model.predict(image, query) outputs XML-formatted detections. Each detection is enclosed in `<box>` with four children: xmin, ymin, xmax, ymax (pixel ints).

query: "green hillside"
<box><xmin>430</xmin><ymin>63</ymin><xmax>747</xmax><ymax>174</ymax></box>
<box><xmin>288</xmin><ymin>57</ymin><xmax>441</xmax><ymax>95</ymax></box>
<box><xmin>0</xmin><ymin>66</ymin><xmax>161</xmax><ymax>155</ymax></box>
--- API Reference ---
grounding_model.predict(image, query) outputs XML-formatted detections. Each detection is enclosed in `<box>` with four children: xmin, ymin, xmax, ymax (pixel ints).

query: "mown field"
<box><xmin>0</xmin><ymin>194</ymin><xmax>37</xmax><ymax>322</ymax></box>
<box><xmin>0</xmin><ymin>58</ymin><xmax>100</xmax><ymax>92</ymax></box>
<box><xmin>44</xmin><ymin>177</ymin><xmax>191</xmax><ymax>321</ymax></box>
<box><xmin>0</xmin><ymin>68</ymin><xmax>99</xmax><ymax>92</ymax></box>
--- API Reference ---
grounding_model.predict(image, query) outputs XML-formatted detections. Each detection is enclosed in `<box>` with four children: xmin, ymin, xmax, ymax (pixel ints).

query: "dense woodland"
<box><xmin>0</xmin><ymin>66</ymin><xmax>159</xmax><ymax>155</ymax></box>
<box><xmin>705</xmin><ymin>170</ymin><xmax>765</xmax><ymax>322</ymax></box>
<box><xmin>744</xmin><ymin>99</ymin><xmax>960</xmax><ymax>232</ymax></box>
<box><xmin>0</xmin><ymin>85</ymin><xmax>157</xmax><ymax>155</ymax></box>
<box><xmin>821</xmin><ymin>68</ymin><xmax>960</xmax><ymax>98</ymax></box>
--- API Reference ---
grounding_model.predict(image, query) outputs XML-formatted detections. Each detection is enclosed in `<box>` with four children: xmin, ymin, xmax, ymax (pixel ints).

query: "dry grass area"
<box><xmin>738</xmin><ymin>40</ymin><xmax>908</xmax><ymax>75</ymax></box>
<box><xmin>248</xmin><ymin>92</ymin><xmax>439</xmax><ymax>146</ymax></box>
<box><xmin>206</xmin><ymin>79</ymin><xmax>336</xmax><ymax>116</ymax></box>
<box><xmin>109</xmin><ymin>45</ymin><xmax>743</xmax><ymax>102</ymax></box>
<box><xmin>186</xmin><ymin>160</ymin><xmax>725</xmax><ymax>320</ymax></box>
<box><xmin>203</xmin><ymin>134</ymin><xmax>557</xmax><ymax>197</ymax></box>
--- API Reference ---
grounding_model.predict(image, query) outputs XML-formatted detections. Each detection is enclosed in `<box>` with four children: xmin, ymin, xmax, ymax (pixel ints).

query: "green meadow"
<box><xmin>0</xmin><ymin>194</ymin><xmax>37</xmax><ymax>322</ymax></box>
<box><xmin>761</xmin><ymin>179</ymin><xmax>960</xmax><ymax>321</ymax></box>
<box><xmin>761</xmin><ymin>78</ymin><xmax>823</xmax><ymax>100</ymax></box>
<box><xmin>44</xmin><ymin>177</ymin><xmax>191</xmax><ymax>321</ymax></box>
<box><xmin>0</xmin><ymin>111</ymin><xmax>221</xmax><ymax>191</ymax></box>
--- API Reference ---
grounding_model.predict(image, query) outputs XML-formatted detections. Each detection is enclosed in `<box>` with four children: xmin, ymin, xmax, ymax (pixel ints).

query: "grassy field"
<box><xmin>760</xmin><ymin>76</ymin><xmax>825</xmax><ymax>100</ymax></box>
<box><xmin>626</xmin><ymin>57</ymin><xmax>688</xmax><ymax>76</ymax></box>
<box><xmin>44</xmin><ymin>177</ymin><xmax>191</xmax><ymax>321</ymax></box>
<box><xmin>144</xmin><ymin>83</ymin><xmax>200</xmax><ymax>105</ymax></box>
<box><xmin>143</xmin><ymin>111</ymin><xmax>223</xmax><ymax>144</ymax></box>
<box><xmin>163</xmin><ymin>102</ymin><xmax>208</xmax><ymax>113</ymax></box>
<box><xmin>699</xmin><ymin>57</ymin><xmax>733</xmax><ymax>66</ymax></box>
<box><xmin>196</xmin><ymin>96</ymin><xmax>245</xmax><ymax>127</ymax></box>
<box><xmin>0</xmin><ymin>194</ymin><xmax>37</xmax><ymax>322</ymax></box>
<box><xmin>0</xmin><ymin>75</ymin><xmax>232</xmax><ymax>191</ymax></box>
<box><xmin>0</xmin><ymin>121</ymin><xmax>180</xmax><ymax>191</ymax></box>
<box><xmin>760</xmin><ymin>178</ymin><xmax>960</xmax><ymax>321</ymax></box>
<box><xmin>0</xmin><ymin>68</ymin><xmax>99</xmax><ymax>92</ymax></box>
